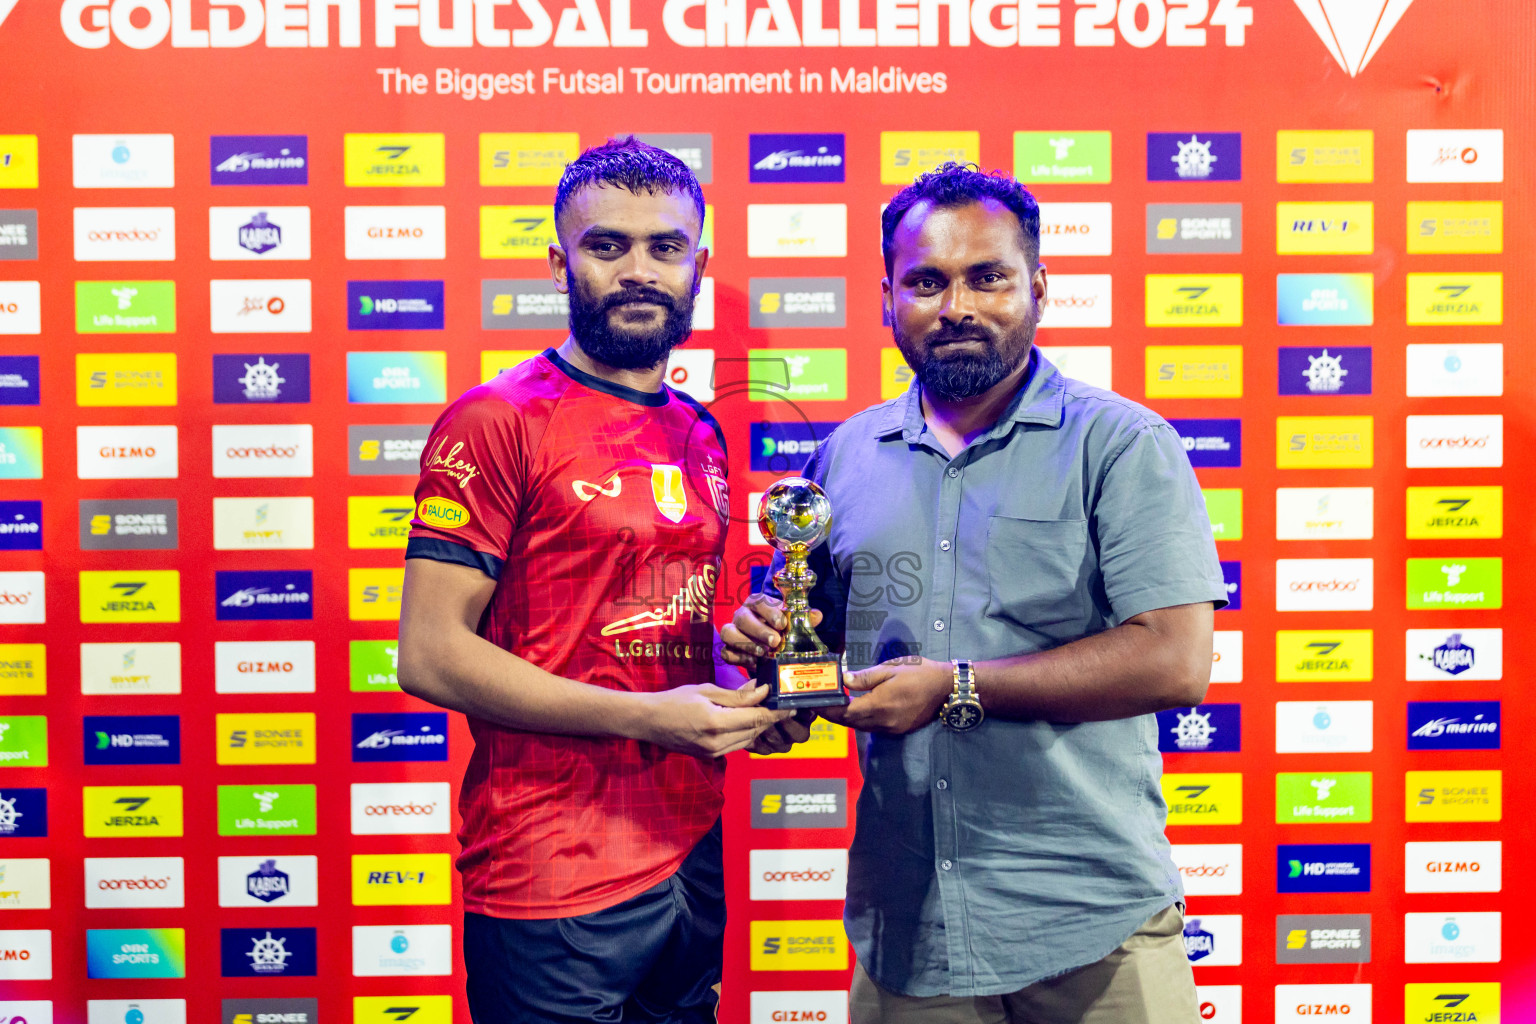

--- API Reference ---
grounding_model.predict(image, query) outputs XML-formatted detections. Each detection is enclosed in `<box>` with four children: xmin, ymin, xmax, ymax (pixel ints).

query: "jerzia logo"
<box><xmin>1293</xmin><ymin>0</ymin><xmax>1417</xmax><ymax>77</ymax></box>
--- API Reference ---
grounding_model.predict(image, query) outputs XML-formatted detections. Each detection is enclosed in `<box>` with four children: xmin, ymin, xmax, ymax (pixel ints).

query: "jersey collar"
<box><xmin>544</xmin><ymin>347</ymin><xmax>671</xmax><ymax>408</ymax></box>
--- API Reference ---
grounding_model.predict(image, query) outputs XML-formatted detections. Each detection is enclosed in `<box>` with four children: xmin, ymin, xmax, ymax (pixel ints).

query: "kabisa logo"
<box><xmin>0</xmin><ymin>356</ymin><xmax>40</xmax><ymax>405</ymax></box>
<box><xmin>1278</xmin><ymin>347</ymin><xmax>1372</xmax><ymax>396</ymax></box>
<box><xmin>1293</xmin><ymin>0</ymin><xmax>1417</xmax><ymax>77</ymax></box>
<box><xmin>245</xmin><ymin>860</ymin><xmax>291</xmax><ymax>903</ymax></box>
<box><xmin>215</xmin><ymin>570</ymin><xmax>313</xmax><ymax>621</ymax></box>
<box><xmin>749</xmin><ymin>133</ymin><xmax>845</xmax><ymax>183</ymax></box>
<box><xmin>211</xmin><ymin>136</ymin><xmax>308</xmax><ymax>186</ymax></box>
<box><xmin>83</xmin><ymin>715</ymin><xmax>180</xmax><ymax>765</ymax></box>
<box><xmin>0</xmin><ymin>789</ymin><xmax>46</xmax><ymax>837</ymax></box>
<box><xmin>347</xmin><ymin>281</ymin><xmax>445</xmax><ymax>330</ymax></box>
<box><xmin>351</xmin><ymin>713</ymin><xmax>449</xmax><ymax>763</ymax></box>
<box><xmin>1407</xmin><ymin>701</ymin><xmax>1500</xmax><ymax>752</ymax></box>
<box><xmin>0</xmin><ymin>501</ymin><xmax>40</xmax><ymax>552</ymax></box>
<box><xmin>220</xmin><ymin>928</ymin><xmax>316</xmax><ymax>978</ymax></box>
<box><xmin>1406</xmin><ymin>628</ymin><xmax>1502</xmax><ymax>681</ymax></box>
<box><xmin>209</xmin><ymin>206</ymin><xmax>312</xmax><ymax>261</ymax></box>
<box><xmin>239</xmin><ymin>212</ymin><xmax>282</xmax><ymax>254</ymax></box>
<box><xmin>1278</xmin><ymin>844</ymin><xmax>1371</xmax><ymax>894</ymax></box>
<box><xmin>1182</xmin><ymin>919</ymin><xmax>1215</xmax><ymax>962</ymax></box>
<box><xmin>1156</xmin><ymin>704</ymin><xmax>1241</xmax><ymax>753</ymax></box>
<box><xmin>213</xmin><ymin>353</ymin><xmax>310</xmax><ymax>404</ymax></box>
<box><xmin>1146</xmin><ymin>132</ymin><xmax>1241</xmax><ymax>181</ymax></box>
<box><xmin>749</xmin><ymin>422</ymin><xmax>837</xmax><ymax>473</ymax></box>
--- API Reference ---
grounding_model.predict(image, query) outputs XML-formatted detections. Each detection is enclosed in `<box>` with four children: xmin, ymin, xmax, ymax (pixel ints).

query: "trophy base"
<box><xmin>757</xmin><ymin>655</ymin><xmax>850</xmax><ymax>711</ymax></box>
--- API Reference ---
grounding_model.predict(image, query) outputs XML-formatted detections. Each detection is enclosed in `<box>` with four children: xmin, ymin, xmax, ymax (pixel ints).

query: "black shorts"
<box><xmin>464</xmin><ymin>820</ymin><xmax>725</xmax><ymax>1024</ymax></box>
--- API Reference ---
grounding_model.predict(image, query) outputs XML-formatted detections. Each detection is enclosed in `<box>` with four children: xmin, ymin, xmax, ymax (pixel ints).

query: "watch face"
<box><xmin>945</xmin><ymin>702</ymin><xmax>983</xmax><ymax>732</ymax></box>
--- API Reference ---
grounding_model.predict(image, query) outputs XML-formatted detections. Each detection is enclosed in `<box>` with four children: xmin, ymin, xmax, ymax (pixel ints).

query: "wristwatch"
<box><xmin>940</xmin><ymin>659</ymin><xmax>984</xmax><ymax>732</ymax></box>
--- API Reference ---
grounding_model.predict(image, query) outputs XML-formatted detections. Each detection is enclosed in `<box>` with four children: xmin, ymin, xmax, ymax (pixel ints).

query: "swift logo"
<box><xmin>1293</xmin><ymin>0</ymin><xmax>1417</xmax><ymax>77</ymax></box>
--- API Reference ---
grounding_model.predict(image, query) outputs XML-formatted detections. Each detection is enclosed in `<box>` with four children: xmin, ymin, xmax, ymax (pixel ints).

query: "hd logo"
<box><xmin>480</xmin><ymin>205</ymin><xmax>559</xmax><ymax>259</ymax></box>
<box><xmin>79</xmin><ymin>570</ymin><xmax>180</xmax><ymax>624</ymax></box>
<box><xmin>1403</xmin><ymin>984</ymin><xmax>1500</xmax><ymax>1023</ymax></box>
<box><xmin>343</xmin><ymin>134</ymin><xmax>445</xmax><ymax>187</ymax></box>
<box><xmin>83</xmin><ymin>786</ymin><xmax>184</xmax><ymax>837</ymax></box>
<box><xmin>1162</xmin><ymin>774</ymin><xmax>1241</xmax><ymax>825</ymax></box>
<box><xmin>479</xmin><ymin>133</ymin><xmax>579</xmax><ymax>186</ymax></box>
<box><xmin>1406</xmin><ymin>486</ymin><xmax>1502</xmax><ymax>539</ymax></box>
<box><xmin>1274</xmin><ymin>630</ymin><xmax>1373</xmax><ymax>682</ymax></box>
<box><xmin>1144</xmin><ymin>276</ymin><xmax>1243</xmax><ymax>327</ymax></box>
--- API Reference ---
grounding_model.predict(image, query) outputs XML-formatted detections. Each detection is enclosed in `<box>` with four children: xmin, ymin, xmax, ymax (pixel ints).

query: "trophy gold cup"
<box><xmin>755</xmin><ymin>478</ymin><xmax>850</xmax><ymax>711</ymax></box>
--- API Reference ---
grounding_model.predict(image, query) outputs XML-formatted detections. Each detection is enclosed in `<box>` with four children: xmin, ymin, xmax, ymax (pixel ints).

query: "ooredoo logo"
<box><xmin>748</xmin><ymin>849</ymin><xmax>846</xmax><ymax>901</ymax></box>
<box><xmin>74</xmin><ymin>207</ymin><xmax>176</xmax><ymax>261</ymax></box>
<box><xmin>211</xmin><ymin>425</ymin><xmax>313</xmax><ymax>479</ymax></box>
<box><xmin>350</xmin><ymin>782</ymin><xmax>451</xmax><ymax>835</ymax></box>
<box><xmin>1171</xmin><ymin>844</ymin><xmax>1242</xmax><ymax>896</ymax></box>
<box><xmin>84</xmin><ymin>857</ymin><xmax>185</xmax><ymax>908</ymax></box>
<box><xmin>1407</xmin><ymin>415</ymin><xmax>1502</xmax><ymax>468</ymax></box>
<box><xmin>1275</xmin><ymin>560</ymin><xmax>1373</xmax><ymax>612</ymax></box>
<box><xmin>1288</xmin><ymin>579</ymin><xmax>1359</xmax><ymax>591</ymax></box>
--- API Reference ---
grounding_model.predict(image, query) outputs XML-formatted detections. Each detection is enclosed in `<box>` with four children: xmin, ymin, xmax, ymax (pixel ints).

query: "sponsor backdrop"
<box><xmin>0</xmin><ymin>2</ymin><xmax>1530</xmax><ymax>1022</ymax></box>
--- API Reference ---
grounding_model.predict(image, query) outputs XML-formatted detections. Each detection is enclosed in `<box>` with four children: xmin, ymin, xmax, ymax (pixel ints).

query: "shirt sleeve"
<box><xmin>1092</xmin><ymin>421</ymin><xmax>1230</xmax><ymax>621</ymax></box>
<box><xmin>405</xmin><ymin>389</ymin><xmax>526</xmax><ymax>580</ymax></box>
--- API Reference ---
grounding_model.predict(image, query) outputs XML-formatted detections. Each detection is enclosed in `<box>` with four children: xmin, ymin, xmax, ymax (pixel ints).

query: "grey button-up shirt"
<box><xmin>778</xmin><ymin>351</ymin><xmax>1228</xmax><ymax>998</ymax></box>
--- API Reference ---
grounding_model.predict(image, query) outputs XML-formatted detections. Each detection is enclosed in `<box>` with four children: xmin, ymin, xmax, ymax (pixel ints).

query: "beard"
<box><xmin>567</xmin><ymin>271</ymin><xmax>696</xmax><ymax>371</ymax></box>
<box><xmin>893</xmin><ymin>314</ymin><xmax>1036</xmax><ymax>402</ymax></box>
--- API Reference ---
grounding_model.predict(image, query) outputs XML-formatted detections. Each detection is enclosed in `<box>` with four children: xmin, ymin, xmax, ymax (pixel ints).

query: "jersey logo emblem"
<box><xmin>572</xmin><ymin>473</ymin><xmax>622</xmax><ymax>502</ymax></box>
<box><xmin>651</xmin><ymin>465</ymin><xmax>687</xmax><ymax>523</ymax></box>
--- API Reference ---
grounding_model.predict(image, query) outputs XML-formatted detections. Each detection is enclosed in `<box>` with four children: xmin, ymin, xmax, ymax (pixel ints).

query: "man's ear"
<box><xmin>549</xmin><ymin>243</ymin><xmax>569</xmax><ymax>294</ymax></box>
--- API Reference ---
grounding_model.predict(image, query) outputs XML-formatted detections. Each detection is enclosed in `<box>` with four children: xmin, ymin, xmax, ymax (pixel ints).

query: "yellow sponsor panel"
<box><xmin>1406</xmin><ymin>486</ymin><xmax>1502</xmax><ymax>540</ymax></box>
<box><xmin>479</xmin><ymin>132</ymin><xmax>580</xmax><ymax>186</ymax></box>
<box><xmin>1275</xmin><ymin>630</ymin><xmax>1373</xmax><ymax>682</ymax></box>
<box><xmin>880</xmin><ymin>131</ymin><xmax>980</xmax><ymax>184</ymax></box>
<box><xmin>76</xmin><ymin>352</ymin><xmax>178</xmax><ymax>406</ymax></box>
<box><xmin>347</xmin><ymin>495</ymin><xmax>416</xmax><ymax>549</ymax></box>
<box><xmin>880</xmin><ymin>348</ymin><xmax>914</xmax><ymax>401</ymax></box>
<box><xmin>1144</xmin><ymin>346</ymin><xmax>1243</xmax><ymax>399</ymax></box>
<box><xmin>481</xmin><ymin>349</ymin><xmax>543</xmax><ymax>381</ymax></box>
<box><xmin>1407</xmin><ymin>201</ymin><xmax>1503</xmax><ymax>254</ymax></box>
<box><xmin>1404</xmin><ymin>983</ymin><xmax>1499</xmax><ymax>1023</ymax></box>
<box><xmin>0</xmin><ymin>136</ymin><xmax>39</xmax><ymax>189</ymax></box>
<box><xmin>481</xmin><ymin>204</ymin><xmax>559</xmax><ymax>259</ymax></box>
<box><xmin>216</xmin><ymin>712</ymin><xmax>317</xmax><ymax>765</ymax></box>
<box><xmin>1406</xmin><ymin>770</ymin><xmax>1502</xmax><ymax>823</ymax></box>
<box><xmin>83</xmin><ymin>785</ymin><xmax>184</xmax><ymax>838</ymax></box>
<box><xmin>750</xmin><ymin>718</ymin><xmax>850</xmax><ymax>760</ymax></box>
<box><xmin>1277</xmin><ymin>130</ymin><xmax>1373</xmax><ymax>183</ymax></box>
<box><xmin>749</xmin><ymin>920</ymin><xmax>849</xmax><ymax>971</ymax></box>
<box><xmin>350</xmin><ymin>567</ymin><xmax>405</xmax><ymax>621</ymax></box>
<box><xmin>1275</xmin><ymin>202</ymin><xmax>1373</xmax><ymax>255</ymax></box>
<box><xmin>352</xmin><ymin>853</ymin><xmax>453</xmax><ymax>906</ymax></box>
<box><xmin>1276</xmin><ymin>416</ymin><xmax>1374</xmax><ymax>469</ymax></box>
<box><xmin>0</xmin><ymin>644</ymin><xmax>46</xmax><ymax>695</ymax></box>
<box><xmin>79</xmin><ymin>570</ymin><xmax>181</xmax><ymax>624</ymax></box>
<box><xmin>1162</xmin><ymin>773</ymin><xmax>1242</xmax><ymax>825</ymax></box>
<box><xmin>1144</xmin><ymin>275</ymin><xmax>1242</xmax><ymax>327</ymax></box>
<box><xmin>354</xmin><ymin>997</ymin><xmax>454</xmax><ymax>1024</ymax></box>
<box><xmin>343</xmin><ymin>133</ymin><xmax>445</xmax><ymax>187</ymax></box>
<box><xmin>1406</xmin><ymin>273</ymin><xmax>1502</xmax><ymax>326</ymax></box>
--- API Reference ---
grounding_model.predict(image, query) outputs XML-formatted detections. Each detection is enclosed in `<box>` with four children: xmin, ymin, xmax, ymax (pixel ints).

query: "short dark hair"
<box><xmin>880</xmin><ymin>162</ymin><xmax>1041</xmax><ymax>274</ymax></box>
<box><xmin>554</xmin><ymin>136</ymin><xmax>706</xmax><ymax>242</ymax></box>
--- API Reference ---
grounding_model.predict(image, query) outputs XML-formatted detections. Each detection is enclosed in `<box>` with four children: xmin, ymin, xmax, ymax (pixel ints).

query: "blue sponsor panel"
<box><xmin>1147</xmin><ymin>132</ymin><xmax>1241</xmax><ymax>181</ymax></box>
<box><xmin>1276</xmin><ymin>273</ymin><xmax>1374</xmax><ymax>325</ymax></box>
<box><xmin>1157</xmin><ymin>704</ymin><xmax>1241</xmax><ymax>753</ymax></box>
<box><xmin>1220</xmin><ymin>561</ymin><xmax>1241</xmax><ymax>611</ymax></box>
<box><xmin>1278</xmin><ymin>346</ymin><xmax>1373</xmax><ymax>396</ymax></box>
<box><xmin>0</xmin><ymin>356</ymin><xmax>40</xmax><ymax>405</ymax></box>
<box><xmin>211</xmin><ymin>135</ymin><xmax>309</xmax><ymax>185</ymax></box>
<box><xmin>748</xmin><ymin>133</ymin><xmax>846</xmax><ymax>183</ymax></box>
<box><xmin>212</xmin><ymin>353</ymin><xmax>311</xmax><ymax>404</ymax></box>
<box><xmin>1167</xmin><ymin>418</ymin><xmax>1241</xmax><ymax>468</ymax></box>
<box><xmin>352</xmin><ymin>712</ymin><xmax>449</xmax><ymax>762</ymax></box>
<box><xmin>1278</xmin><ymin>844</ymin><xmax>1372</xmax><ymax>893</ymax></box>
<box><xmin>220</xmin><ymin>927</ymin><xmax>317</xmax><ymax>977</ymax></box>
<box><xmin>0</xmin><ymin>500</ymin><xmax>42</xmax><ymax>551</ymax></box>
<box><xmin>347</xmin><ymin>280</ymin><xmax>445</xmax><ymax>330</ymax></box>
<box><xmin>83</xmin><ymin>715</ymin><xmax>181</xmax><ymax>765</ymax></box>
<box><xmin>215</xmin><ymin>570</ymin><xmax>314</xmax><ymax>621</ymax></box>
<box><xmin>1407</xmin><ymin>701</ymin><xmax>1501</xmax><ymax>751</ymax></box>
<box><xmin>749</xmin><ymin>422</ymin><xmax>839</xmax><ymax>473</ymax></box>
<box><xmin>0</xmin><ymin>787</ymin><xmax>47</xmax><ymax>837</ymax></box>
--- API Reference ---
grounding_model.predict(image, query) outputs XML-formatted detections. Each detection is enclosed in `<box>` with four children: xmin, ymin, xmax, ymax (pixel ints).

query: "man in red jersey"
<box><xmin>398</xmin><ymin>137</ymin><xmax>790</xmax><ymax>1024</ymax></box>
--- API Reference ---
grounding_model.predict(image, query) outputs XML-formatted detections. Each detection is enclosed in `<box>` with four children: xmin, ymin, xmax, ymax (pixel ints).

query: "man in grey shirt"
<box><xmin>724</xmin><ymin>163</ymin><xmax>1228</xmax><ymax>1023</ymax></box>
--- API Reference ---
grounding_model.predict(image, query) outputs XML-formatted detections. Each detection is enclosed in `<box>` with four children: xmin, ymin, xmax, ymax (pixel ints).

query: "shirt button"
<box><xmin>933</xmin><ymin>619</ymin><xmax>945</xmax><ymax>632</ymax></box>
<box><xmin>940</xmin><ymin>859</ymin><xmax>953</xmax><ymax>871</ymax></box>
<box><xmin>940</xmin><ymin>539</ymin><xmax>951</xmax><ymax>551</ymax></box>
<box><xmin>947</xmin><ymin>467</ymin><xmax>959</xmax><ymax>478</ymax></box>
<box><xmin>936</xmin><ymin>779</ymin><xmax>948</xmax><ymax>790</ymax></box>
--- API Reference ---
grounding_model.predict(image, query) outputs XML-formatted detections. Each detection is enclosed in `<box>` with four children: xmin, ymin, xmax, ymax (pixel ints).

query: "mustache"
<box><xmin>601</xmin><ymin>287</ymin><xmax>677</xmax><ymax>312</ymax></box>
<box><xmin>925</xmin><ymin>322</ymin><xmax>995</xmax><ymax>348</ymax></box>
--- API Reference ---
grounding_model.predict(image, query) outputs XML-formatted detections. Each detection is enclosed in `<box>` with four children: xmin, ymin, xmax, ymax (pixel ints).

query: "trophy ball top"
<box><xmin>757</xmin><ymin>477</ymin><xmax>833</xmax><ymax>550</ymax></box>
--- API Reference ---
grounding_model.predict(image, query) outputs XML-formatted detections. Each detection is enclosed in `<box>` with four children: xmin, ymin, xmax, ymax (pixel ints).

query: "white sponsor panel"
<box><xmin>351</xmin><ymin>782</ymin><xmax>452</xmax><ymax>835</ymax></box>
<box><xmin>1274</xmin><ymin>984</ymin><xmax>1371</xmax><ymax>1024</ymax></box>
<box><xmin>215</xmin><ymin>640</ymin><xmax>317</xmax><ymax>694</ymax></box>
<box><xmin>208</xmin><ymin>206</ymin><xmax>312</xmax><ymax>260</ymax></box>
<box><xmin>351</xmin><ymin>924</ymin><xmax>453</xmax><ymax>977</ymax></box>
<box><xmin>1038</xmin><ymin>202</ymin><xmax>1112</xmax><ymax>257</ymax></box>
<box><xmin>1039</xmin><ymin>273</ymin><xmax>1112</xmax><ymax>328</ymax></box>
<box><xmin>76</xmin><ymin>425</ymin><xmax>179</xmax><ymax>480</ymax></box>
<box><xmin>74</xmin><ymin>207</ymin><xmax>176</xmax><ymax>261</ymax></box>
<box><xmin>73</xmin><ymin>134</ymin><xmax>175</xmax><ymax>189</ymax></box>
<box><xmin>1404</xmin><ymin>912</ymin><xmax>1501</xmax><ymax>963</ymax></box>
<box><xmin>691</xmin><ymin>277</ymin><xmax>715</xmax><ymax>332</ymax></box>
<box><xmin>0</xmin><ymin>281</ymin><xmax>42</xmax><ymax>334</ymax></box>
<box><xmin>666</xmin><ymin>347</ymin><xmax>716</xmax><ymax>402</ymax></box>
<box><xmin>1038</xmin><ymin>346</ymin><xmax>1112</xmax><ymax>390</ymax></box>
<box><xmin>1275</xmin><ymin>701</ymin><xmax>1374</xmax><ymax>754</ymax></box>
<box><xmin>1195</xmin><ymin>986</ymin><xmax>1242</xmax><ymax>1023</ymax></box>
<box><xmin>1210</xmin><ymin>631</ymin><xmax>1242</xmax><ymax>683</ymax></box>
<box><xmin>1171</xmin><ymin>844</ymin><xmax>1242</xmax><ymax>896</ymax></box>
<box><xmin>1405</xmin><ymin>344</ymin><xmax>1503</xmax><ymax>397</ymax></box>
<box><xmin>0</xmin><ymin>572</ymin><xmax>44</xmax><ymax>625</ymax></box>
<box><xmin>749</xmin><ymin>849</ymin><xmax>847</xmax><ymax>901</ymax></box>
<box><xmin>746</xmin><ymin>204</ymin><xmax>847</xmax><ymax>258</ymax></box>
<box><xmin>80</xmin><ymin>642</ymin><xmax>182</xmax><ymax>695</ymax></box>
<box><xmin>83</xmin><ymin>857</ymin><xmax>184</xmax><ymax>909</ymax></box>
<box><xmin>1183</xmin><ymin>913</ymin><xmax>1241</xmax><ymax>967</ymax></box>
<box><xmin>0</xmin><ymin>1003</ymin><xmax>52</xmax><ymax>1024</ymax></box>
<box><xmin>1275</xmin><ymin>559</ymin><xmax>1373</xmax><ymax>612</ymax></box>
<box><xmin>0</xmin><ymin>859</ymin><xmax>50</xmax><ymax>909</ymax></box>
<box><xmin>1405</xmin><ymin>628</ymin><xmax>1502</xmax><ymax>682</ymax></box>
<box><xmin>1275</xmin><ymin>488</ymin><xmax>1374</xmax><ymax>541</ymax></box>
<box><xmin>0</xmin><ymin>930</ymin><xmax>51</xmax><ymax>980</ymax></box>
<box><xmin>208</xmin><ymin>278</ymin><xmax>313</xmax><ymax>333</ymax></box>
<box><xmin>1406</xmin><ymin>415</ymin><xmax>1503</xmax><ymax>468</ymax></box>
<box><xmin>1405</xmin><ymin>841</ymin><xmax>1502</xmax><ymax>894</ymax></box>
<box><xmin>211</xmin><ymin>424</ymin><xmax>313</xmax><ymax>479</ymax></box>
<box><xmin>750</xmin><ymin>992</ymin><xmax>848</xmax><ymax>1024</ymax></box>
<box><xmin>212</xmin><ymin>496</ymin><xmax>315</xmax><ymax>550</ymax></box>
<box><xmin>1406</xmin><ymin>129</ymin><xmax>1504</xmax><ymax>183</ymax></box>
<box><xmin>88</xmin><ymin>1001</ymin><xmax>185</xmax><ymax>1024</ymax></box>
<box><xmin>218</xmin><ymin>855</ymin><xmax>319</xmax><ymax>908</ymax></box>
<box><xmin>345</xmin><ymin>206</ymin><xmax>446</xmax><ymax>260</ymax></box>
<box><xmin>748</xmin><ymin>491</ymin><xmax>768</xmax><ymax>545</ymax></box>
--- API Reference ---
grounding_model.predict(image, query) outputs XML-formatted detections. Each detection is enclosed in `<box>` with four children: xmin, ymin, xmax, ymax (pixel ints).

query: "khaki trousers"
<box><xmin>850</xmin><ymin>904</ymin><xmax>1199</xmax><ymax>1024</ymax></box>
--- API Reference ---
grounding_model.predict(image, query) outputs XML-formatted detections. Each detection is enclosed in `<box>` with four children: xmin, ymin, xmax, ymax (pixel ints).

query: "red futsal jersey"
<box><xmin>406</xmin><ymin>348</ymin><xmax>731</xmax><ymax>919</ymax></box>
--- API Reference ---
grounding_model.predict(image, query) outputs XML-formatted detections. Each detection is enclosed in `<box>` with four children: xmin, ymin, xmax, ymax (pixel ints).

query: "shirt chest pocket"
<box><xmin>984</xmin><ymin>516</ymin><xmax>1093</xmax><ymax>639</ymax></box>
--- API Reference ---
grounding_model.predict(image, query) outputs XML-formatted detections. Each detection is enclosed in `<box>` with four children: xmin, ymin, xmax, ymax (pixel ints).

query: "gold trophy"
<box><xmin>755</xmin><ymin>478</ymin><xmax>850</xmax><ymax>710</ymax></box>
